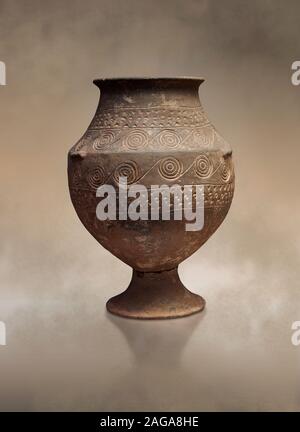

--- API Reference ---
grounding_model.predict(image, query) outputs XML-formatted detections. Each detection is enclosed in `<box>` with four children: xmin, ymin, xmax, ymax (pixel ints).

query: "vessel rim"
<box><xmin>93</xmin><ymin>76</ymin><xmax>205</xmax><ymax>85</ymax></box>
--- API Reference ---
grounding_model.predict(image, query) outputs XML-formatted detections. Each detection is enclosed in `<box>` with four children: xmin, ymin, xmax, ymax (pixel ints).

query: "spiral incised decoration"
<box><xmin>87</xmin><ymin>166</ymin><xmax>106</xmax><ymax>190</ymax></box>
<box><xmin>124</xmin><ymin>129</ymin><xmax>148</xmax><ymax>150</ymax></box>
<box><xmin>93</xmin><ymin>130</ymin><xmax>117</xmax><ymax>150</ymax></box>
<box><xmin>113</xmin><ymin>161</ymin><xmax>140</xmax><ymax>185</ymax></box>
<box><xmin>194</xmin><ymin>154</ymin><xmax>214</xmax><ymax>179</ymax></box>
<box><xmin>158</xmin><ymin>157</ymin><xmax>183</xmax><ymax>180</ymax></box>
<box><xmin>220</xmin><ymin>160</ymin><xmax>231</xmax><ymax>183</ymax></box>
<box><xmin>157</xmin><ymin>129</ymin><xmax>181</xmax><ymax>149</ymax></box>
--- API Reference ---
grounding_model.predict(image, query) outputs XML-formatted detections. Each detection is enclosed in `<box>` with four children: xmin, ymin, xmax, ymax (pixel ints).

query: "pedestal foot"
<box><xmin>106</xmin><ymin>268</ymin><xmax>205</xmax><ymax>320</ymax></box>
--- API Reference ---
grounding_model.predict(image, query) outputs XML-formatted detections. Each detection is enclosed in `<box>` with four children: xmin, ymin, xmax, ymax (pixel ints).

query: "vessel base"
<box><xmin>106</xmin><ymin>268</ymin><xmax>205</xmax><ymax>320</ymax></box>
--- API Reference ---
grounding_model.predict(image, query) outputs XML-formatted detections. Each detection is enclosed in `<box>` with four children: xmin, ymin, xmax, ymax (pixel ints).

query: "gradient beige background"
<box><xmin>0</xmin><ymin>0</ymin><xmax>300</xmax><ymax>411</ymax></box>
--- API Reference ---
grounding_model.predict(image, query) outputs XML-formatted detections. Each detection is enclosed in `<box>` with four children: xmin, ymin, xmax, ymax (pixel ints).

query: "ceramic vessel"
<box><xmin>68</xmin><ymin>77</ymin><xmax>234</xmax><ymax>319</ymax></box>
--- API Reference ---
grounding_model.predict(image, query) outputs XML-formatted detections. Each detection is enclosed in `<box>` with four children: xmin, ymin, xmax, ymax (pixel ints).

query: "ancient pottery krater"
<box><xmin>68</xmin><ymin>77</ymin><xmax>234</xmax><ymax>319</ymax></box>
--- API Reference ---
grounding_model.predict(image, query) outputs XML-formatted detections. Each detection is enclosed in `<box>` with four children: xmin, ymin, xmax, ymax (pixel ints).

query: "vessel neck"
<box><xmin>93</xmin><ymin>78</ymin><xmax>204</xmax><ymax>109</ymax></box>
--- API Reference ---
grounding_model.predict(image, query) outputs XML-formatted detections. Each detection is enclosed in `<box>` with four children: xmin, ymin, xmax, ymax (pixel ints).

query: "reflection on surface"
<box><xmin>107</xmin><ymin>311</ymin><xmax>204</xmax><ymax>365</ymax></box>
<box><xmin>0</xmin><ymin>279</ymin><xmax>299</xmax><ymax>411</ymax></box>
